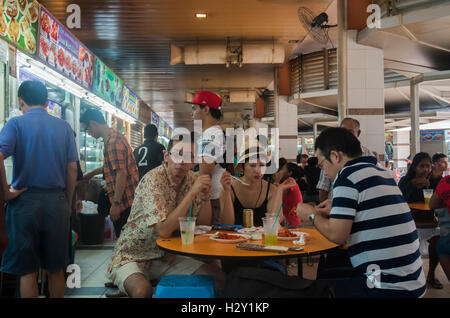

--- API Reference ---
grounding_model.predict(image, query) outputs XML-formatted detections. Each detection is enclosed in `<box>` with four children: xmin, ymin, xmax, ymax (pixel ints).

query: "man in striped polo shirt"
<box><xmin>297</xmin><ymin>127</ymin><xmax>426</xmax><ymax>298</ymax></box>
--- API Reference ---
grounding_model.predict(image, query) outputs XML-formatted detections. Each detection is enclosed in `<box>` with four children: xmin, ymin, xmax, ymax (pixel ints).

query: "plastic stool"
<box><xmin>155</xmin><ymin>275</ymin><xmax>215</xmax><ymax>298</ymax></box>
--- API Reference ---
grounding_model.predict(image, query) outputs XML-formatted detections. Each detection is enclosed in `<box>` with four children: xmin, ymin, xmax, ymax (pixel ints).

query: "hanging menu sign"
<box><xmin>93</xmin><ymin>57</ymin><xmax>123</xmax><ymax>108</ymax></box>
<box><xmin>38</xmin><ymin>7</ymin><xmax>94</xmax><ymax>89</ymax></box>
<box><xmin>151</xmin><ymin>112</ymin><xmax>158</xmax><ymax>126</ymax></box>
<box><xmin>121</xmin><ymin>85</ymin><xmax>139</xmax><ymax>119</ymax></box>
<box><xmin>0</xmin><ymin>0</ymin><xmax>38</xmax><ymax>55</ymax></box>
<box><xmin>158</xmin><ymin>119</ymin><xmax>164</xmax><ymax>136</ymax></box>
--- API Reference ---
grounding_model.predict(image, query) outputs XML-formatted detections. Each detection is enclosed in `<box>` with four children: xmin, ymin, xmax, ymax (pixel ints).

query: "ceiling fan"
<box><xmin>297</xmin><ymin>7</ymin><xmax>337</xmax><ymax>45</ymax></box>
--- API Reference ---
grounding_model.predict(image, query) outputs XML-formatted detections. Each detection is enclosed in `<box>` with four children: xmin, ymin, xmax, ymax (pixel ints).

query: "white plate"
<box><xmin>194</xmin><ymin>225</ymin><xmax>212</xmax><ymax>235</ymax></box>
<box><xmin>237</xmin><ymin>227</ymin><xmax>264</xmax><ymax>234</ymax></box>
<box><xmin>277</xmin><ymin>231</ymin><xmax>310</xmax><ymax>241</ymax></box>
<box><xmin>209</xmin><ymin>234</ymin><xmax>250</xmax><ymax>244</ymax></box>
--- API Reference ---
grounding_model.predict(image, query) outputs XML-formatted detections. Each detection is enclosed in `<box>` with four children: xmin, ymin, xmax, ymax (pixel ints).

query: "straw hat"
<box><xmin>235</xmin><ymin>140</ymin><xmax>271</xmax><ymax>166</ymax></box>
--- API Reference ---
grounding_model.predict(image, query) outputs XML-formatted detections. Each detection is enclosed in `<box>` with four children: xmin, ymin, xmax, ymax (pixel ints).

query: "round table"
<box><xmin>408</xmin><ymin>202</ymin><xmax>431</xmax><ymax>211</ymax></box>
<box><xmin>156</xmin><ymin>227</ymin><xmax>339</xmax><ymax>276</ymax></box>
<box><xmin>408</xmin><ymin>202</ymin><xmax>438</xmax><ymax>229</ymax></box>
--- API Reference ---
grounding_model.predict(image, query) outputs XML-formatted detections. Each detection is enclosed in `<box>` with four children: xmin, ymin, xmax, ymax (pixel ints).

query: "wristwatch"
<box><xmin>113</xmin><ymin>200</ymin><xmax>121</xmax><ymax>206</ymax></box>
<box><xmin>309</xmin><ymin>213</ymin><xmax>315</xmax><ymax>225</ymax></box>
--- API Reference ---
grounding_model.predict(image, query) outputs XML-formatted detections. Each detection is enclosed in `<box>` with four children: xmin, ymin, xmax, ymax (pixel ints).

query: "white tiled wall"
<box><xmin>346</xmin><ymin>30</ymin><xmax>385</xmax><ymax>158</ymax></box>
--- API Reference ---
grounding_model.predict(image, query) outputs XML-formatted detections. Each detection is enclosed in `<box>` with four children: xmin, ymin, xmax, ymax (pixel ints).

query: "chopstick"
<box><xmin>231</xmin><ymin>175</ymin><xmax>250</xmax><ymax>186</ymax></box>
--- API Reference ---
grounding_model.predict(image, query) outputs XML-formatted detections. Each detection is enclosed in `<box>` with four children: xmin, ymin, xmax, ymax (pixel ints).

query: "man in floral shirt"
<box><xmin>106</xmin><ymin>134</ymin><xmax>225</xmax><ymax>297</ymax></box>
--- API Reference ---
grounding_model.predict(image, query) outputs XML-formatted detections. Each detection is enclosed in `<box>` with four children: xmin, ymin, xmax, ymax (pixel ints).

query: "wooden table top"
<box><xmin>156</xmin><ymin>228</ymin><xmax>339</xmax><ymax>260</ymax></box>
<box><xmin>408</xmin><ymin>202</ymin><xmax>432</xmax><ymax>211</ymax></box>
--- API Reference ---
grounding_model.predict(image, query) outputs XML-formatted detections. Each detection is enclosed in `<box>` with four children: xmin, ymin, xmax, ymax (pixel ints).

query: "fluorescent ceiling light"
<box><xmin>195</xmin><ymin>13</ymin><xmax>207</xmax><ymax>19</ymax></box>
<box><xmin>16</xmin><ymin>52</ymin><xmax>136</xmax><ymax>124</ymax></box>
<box><xmin>389</xmin><ymin>119</ymin><xmax>450</xmax><ymax>132</ymax></box>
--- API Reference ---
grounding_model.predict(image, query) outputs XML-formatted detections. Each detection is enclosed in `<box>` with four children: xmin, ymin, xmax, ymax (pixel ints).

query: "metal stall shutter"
<box><xmin>130</xmin><ymin>121</ymin><xmax>144</xmax><ymax>150</ymax></box>
<box><xmin>290</xmin><ymin>48</ymin><xmax>337</xmax><ymax>96</ymax></box>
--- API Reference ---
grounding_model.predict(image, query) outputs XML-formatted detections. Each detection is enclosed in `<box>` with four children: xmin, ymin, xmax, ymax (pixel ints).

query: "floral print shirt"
<box><xmin>107</xmin><ymin>165</ymin><xmax>203</xmax><ymax>272</ymax></box>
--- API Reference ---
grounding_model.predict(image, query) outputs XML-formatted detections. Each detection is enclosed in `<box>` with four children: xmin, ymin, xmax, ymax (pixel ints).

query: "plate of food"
<box><xmin>194</xmin><ymin>225</ymin><xmax>212</xmax><ymax>235</ymax></box>
<box><xmin>277</xmin><ymin>228</ymin><xmax>310</xmax><ymax>241</ymax></box>
<box><xmin>237</xmin><ymin>227</ymin><xmax>264</xmax><ymax>234</ymax></box>
<box><xmin>28</xmin><ymin>2</ymin><xmax>38</xmax><ymax>23</ymax></box>
<box><xmin>209</xmin><ymin>232</ymin><xmax>250</xmax><ymax>244</ymax></box>
<box><xmin>0</xmin><ymin>16</ymin><xmax>8</xmax><ymax>36</ymax></box>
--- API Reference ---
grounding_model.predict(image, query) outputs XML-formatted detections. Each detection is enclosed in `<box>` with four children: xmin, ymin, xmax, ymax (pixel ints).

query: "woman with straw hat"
<box><xmin>219</xmin><ymin>141</ymin><xmax>296</xmax><ymax>227</ymax></box>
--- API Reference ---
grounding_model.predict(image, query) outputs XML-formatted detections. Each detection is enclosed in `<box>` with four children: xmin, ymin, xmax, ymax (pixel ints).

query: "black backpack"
<box><xmin>218</xmin><ymin>267</ymin><xmax>334</xmax><ymax>298</ymax></box>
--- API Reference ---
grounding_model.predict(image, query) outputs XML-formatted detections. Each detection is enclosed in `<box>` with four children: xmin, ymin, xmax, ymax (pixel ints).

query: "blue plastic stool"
<box><xmin>155</xmin><ymin>275</ymin><xmax>215</xmax><ymax>298</ymax></box>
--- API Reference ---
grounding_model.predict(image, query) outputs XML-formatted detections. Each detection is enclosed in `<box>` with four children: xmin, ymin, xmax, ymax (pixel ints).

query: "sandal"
<box><xmin>427</xmin><ymin>278</ymin><xmax>443</xmax><ymax>289</ymax></box>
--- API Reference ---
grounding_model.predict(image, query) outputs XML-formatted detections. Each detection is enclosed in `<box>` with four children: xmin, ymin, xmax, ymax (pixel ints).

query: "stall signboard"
<box><xmin>93</xmin><ymin>57</ymin><xmax>123</xmax><ymax>108</ymax></box>
<box><xmin>421</xmin><ymin>130</ymin><xmax>444</xmax><ymax>143</ymax></box>
<box><xmin>0</xmin><ymin>0</ymin><xmax>38</xmax><ymax>55</ymax></box>
<box><xmin>151</xmin><ymin>112</ymin><xmax>158</xmax><ymax>126</ymax></box>
<box><xmin>121</xmin><ymin>85</ymin><xmax>139</xmax><ymax>119</ymax></box>
<box><xmin>304</xmin><ymin>138</ymin><xmax>314</xmax><ymax>145</ymax></box>
<box><xmin>158</xmin><ymin>119</ymin><xmax>164</xmax><ymax>136</ymax></box>
<box><xmin>18</xmin><ymin>67</ymin><xmax>42</xmax><ymax>84</ymax></box>
<box><xmin>38</xmin><ymin>7</ymin><xmax>95</xmax><ymax>89</ymax></box>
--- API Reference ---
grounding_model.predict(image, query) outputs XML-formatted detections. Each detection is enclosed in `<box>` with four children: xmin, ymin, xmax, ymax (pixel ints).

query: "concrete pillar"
<box><xmin>345</xmin><ymin>30</ymin><xmax>385</xmax><ymax>159</ymax></box>
<box><xmin>337</xmin><ymin>0</ymin><xmax>348</xmax><ymax>123</ymax></box>
<box><xmin>393</xmin><ymin>130</ymin><xmax>410</xmax><ymax>169</ymax></box>
<box><xmin>278</xmin><ymin>96</ymin><xmax>299</xmax><ymax>162</ymax></box>
<box><xmin>410</xmin><ymin>78</ymin><xmax>421</xmax><ymax>157</ymax></box>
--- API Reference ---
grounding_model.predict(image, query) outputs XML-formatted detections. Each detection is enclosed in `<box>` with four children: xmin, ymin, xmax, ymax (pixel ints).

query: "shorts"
<box><xmin>436</xmin><ymin>234</ymin><xmax>450</xmax><ymax>258</ymax></box>
<box><xmin>0</xmin><ymin>188</ymin><xmax>70</xmax><ymax>276</ymax></box>
<box><xmin>108</xmin><ymin>255</ymin><xmax>204</xmax><ymax>295</ymax></box>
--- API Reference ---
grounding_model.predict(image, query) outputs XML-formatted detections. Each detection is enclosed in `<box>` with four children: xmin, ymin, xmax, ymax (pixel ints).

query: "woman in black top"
<box><xmin>219</xmin><ymin>146</ymin><xmax>296</xmax><ymax>226</ymax></box>
<box><xmin>398</xmin><ymin>152</ymin><xmax>443</xmax><ymax>289</ymax></box>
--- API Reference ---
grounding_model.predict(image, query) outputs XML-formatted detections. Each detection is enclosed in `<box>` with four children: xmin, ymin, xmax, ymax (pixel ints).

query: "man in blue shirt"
<box><xmin>0</xmin><ymin>81</ymin><xmax>78</xmax><ymax>298</ymax></box>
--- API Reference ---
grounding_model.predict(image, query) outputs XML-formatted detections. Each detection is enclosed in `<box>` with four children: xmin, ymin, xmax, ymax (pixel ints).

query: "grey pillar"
<box><xmin>337</xmin><ymin>0</ymin><xmax>347</xmax><ymax>123</ymax></box>
<box><xmin>410</xmin><ymin>78</ymin><xmax>420</xmax><ymax>157</ymax></box>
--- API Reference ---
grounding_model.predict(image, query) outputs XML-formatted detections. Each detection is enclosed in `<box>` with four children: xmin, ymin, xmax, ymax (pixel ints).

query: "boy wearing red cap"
<box><xmin>187</xmin><ymin>91</ymin><xmax>226</xmax><ymax>224</ymax></box>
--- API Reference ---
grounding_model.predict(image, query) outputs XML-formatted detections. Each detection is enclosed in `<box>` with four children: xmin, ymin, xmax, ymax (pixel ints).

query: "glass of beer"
<box><xmin>423</xmin><ymin>189</ymin><xmax>433</xmax><ymax>206</ymax></box>
<box><xmin>262</xmin><ymin>216</ymin><xmax>279</xmax><ymax>245</ymax></box>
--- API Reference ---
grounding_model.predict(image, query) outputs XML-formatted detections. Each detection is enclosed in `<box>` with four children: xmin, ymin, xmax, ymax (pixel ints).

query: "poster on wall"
<box><xmin>93</xmin><ymin>57</ymin><xmax>123</xmax><ymax>108</ymax></box>
<box><xmin>421</xmin><ymin>130</ymin><xmax>444</xmax><ymax>143</ymax></box>
<box><xmin>47</xmin><ymin>100</ymin><xmax>61</xmax><ymax>118</ymax></box>
<box><xmin>38</xmin><ymin>7</ymin><xmax>94</xmax><ymax>89</ymax></box>
<box><xmin>121</xmin><ymin>85</ymin><xmax>139</xmax><ymax>119</ymax></box>
<box><xmin>0</xmin><ymin>0</ymin><xmax>38</xmax><ymax>55</ymax></box>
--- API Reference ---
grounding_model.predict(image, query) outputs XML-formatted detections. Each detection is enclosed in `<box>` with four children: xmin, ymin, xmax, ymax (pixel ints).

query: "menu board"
<box><xmin>38</xmin><ymin>7</ymin><xmax>94</xmax><ymax>89</ymax></box>
<box><xmin>158</xmin><ymin>119</ymin><xmax>164</xmax><ymax>136</ymax></box>
<box><xmin>151</xmin><ymin>112</ymin><xmax>158</xmax><ymax>126</ymax></box>
<box><xmin>93</xmin><ymin>57</ymin><xmax>123</xmax><ymax>108</ymax></box>
<box><xmin>18</xmin><ymin>67</ymin><xmax>42</xmax><ymax>84</ymax></box>
<box><xmin>121</xmin><ymin>85</ymin><xmax>139</xmax><ymax>119</ymax></box>
<box><xmin>421</xmin><ymin>130</ymin><xmax>444</xmax><ymax>143</ymax></box>
<box><xmin>0</xmin><ymin>0</ymin><xmax>39</xmax><ymax>55</ymax></box>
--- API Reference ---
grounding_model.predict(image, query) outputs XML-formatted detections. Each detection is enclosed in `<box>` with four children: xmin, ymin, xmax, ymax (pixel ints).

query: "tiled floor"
<box><xmin>65</xmin><ymin>239</ymin><xmax>450</xmax><ymax>298</ymax></box>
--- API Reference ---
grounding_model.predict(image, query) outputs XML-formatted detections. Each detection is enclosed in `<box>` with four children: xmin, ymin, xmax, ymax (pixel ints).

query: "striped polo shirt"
<box><xmin>331</xmin><ymin>156</ymin><xmax>426</xmax><ymax>297</ymax></box>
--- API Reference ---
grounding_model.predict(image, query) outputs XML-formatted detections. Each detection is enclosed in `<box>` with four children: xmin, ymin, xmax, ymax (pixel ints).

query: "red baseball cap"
<box><xmin>185</xmin><ymin>91</ymin><xmax>222</xmax><ymax>110</ymax></box>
